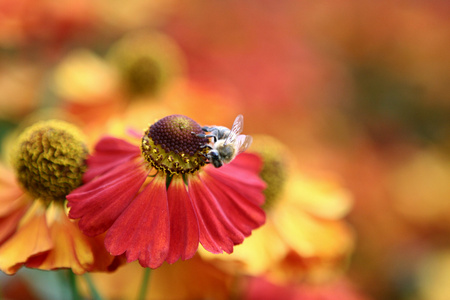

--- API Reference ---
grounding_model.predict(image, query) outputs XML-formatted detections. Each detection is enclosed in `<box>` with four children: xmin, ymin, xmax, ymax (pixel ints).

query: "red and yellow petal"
<box><xmin>0</xmin><ymin>201</ymin><xmax>52</xmax><ymax>275</ymax></box>
<box><xmin>67</xmin><ymin>160</ymin><xmax>148</xmax><ymax>236</ymax></box>
<box><xmin>105</xmin><ymin>175</ymin><xmax>170</xmax><ymax>268</ymax></box>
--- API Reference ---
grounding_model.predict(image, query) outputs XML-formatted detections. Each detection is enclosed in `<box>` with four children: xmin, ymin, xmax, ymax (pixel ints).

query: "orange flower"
<box><xmin>0</xmin><ymin>120</ymin><xmax>117</xmax><ymax>275</ymax></box>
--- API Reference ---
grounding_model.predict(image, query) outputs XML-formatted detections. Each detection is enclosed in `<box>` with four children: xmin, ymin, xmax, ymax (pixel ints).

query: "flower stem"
<box><xmin>83</xmin><ymin>273</ymin><xmax>103</xmax><ymax>300</ymax></box>
<box><xmin>67</xmin><ymin>270</ymin><xmax>81</xmax><ymax>300</ymax></box>
<box><xmin>137</xmin><ymin>268</ymin><xmax>152</xmax><ymax>300</ymax></box>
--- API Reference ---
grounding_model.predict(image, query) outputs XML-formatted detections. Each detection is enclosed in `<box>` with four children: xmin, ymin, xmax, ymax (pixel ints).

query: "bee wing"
<box><xmin>224</xmin><ymin>114</ymin><xmax>244</xmax><ymax>145</ymax></box>
<box><xmin>235</xmin><ymin>135</ymin><xmax>253</xmax><ymax>155</ymax></box>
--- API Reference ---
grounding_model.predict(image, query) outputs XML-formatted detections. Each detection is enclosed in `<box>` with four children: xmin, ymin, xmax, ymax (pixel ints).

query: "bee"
<box><xmin>196</xmin><ymin>114</ymin><xmax>253</xmax><ymax>168</ymax></box>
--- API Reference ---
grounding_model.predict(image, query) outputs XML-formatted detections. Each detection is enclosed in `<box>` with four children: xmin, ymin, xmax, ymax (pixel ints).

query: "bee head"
<box><xmin>208</xmin><ymin>150</ymin><xmax>223</xmax><ymax>168</ymax></box>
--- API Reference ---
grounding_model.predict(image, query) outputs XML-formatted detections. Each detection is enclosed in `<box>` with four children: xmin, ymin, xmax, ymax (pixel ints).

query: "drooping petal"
<box><xmin>0</xmin><ymin>204</ymin><xmax>29</xmax><ymax>245</ymax></box>
<box><xmin>227</xmin><ymin>152</ymin><xmax>263</xmax><ymax>174</ymax></box>
<box><xmin>0</xmin><ymin>194</ymin><xmax>32</xmax><ymax>245</ymax></box>
<box><xmin>83</xmin><ymin>136</ymin><xmax>141</xmax><ymax>182</ymax></box>
<box><xmin>205</xmin><ymin>153</ymin><xmax>266</xmax><ymax>206</ymax></box>
<box><xmin>0</xmin><ymin>173</ymin><xmax>26</xmax><ymax>216</ymax></box>
<box><xmin>198</xmin><ymin>170</ymin><xmax>265</xmax><ymax>252</ymax></box>
<box><xmin>67</xmin><ymin>160</ymin><xmax>148</xmax><ymax>236</ymax></box>
<box><xmin>0</xmin><ymin>168</ymin><xmax>32</xmax><ymax>244</ymax></box>
<box><xmin>200</xmin><ymin>171</ymin><xmax>266</xmax><ymax>236</ymax></box>
<box><xmin>25</xmin><ymin>203</ymin><xmax>116</xmax><ymax>274</ymax></box>
<box><xmin>166</xmin><ymin>177</ymin><xmax>199</xmax><ymax>264</ymax></box>
<box><xmin>0</xmin><ymin>201</ymin><xmax>52</xmax><ymax>275</ymax></box>
<box><xmin>188</xmin><ymin>176</ymin><xmax>246</xmax><ymax>254</ymax></box>
<box><xmin>105</xmin><ymin>175</ymin><xmax>170</xmax><ymax>268</ymax></box>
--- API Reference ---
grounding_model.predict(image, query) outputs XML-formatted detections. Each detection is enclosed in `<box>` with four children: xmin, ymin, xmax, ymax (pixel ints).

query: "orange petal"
<box><xmin>0</xmin><ymin>202</ymin><xmax>29</xmax><ymax>245</ymax></box>
<box><xmin>0</xmin><ymin>166</ymin><xmax>33</xmax><ymax>244</ymax></box>
<box><xmin>0</xmin><ymin>168</ymin><xmax>29</xmax><ymax>217</ymax></box>
<box><xmin>26</xmin><ymin>203</ymin><xmax>114</xmax><ymax>274</ymax></box>
<box><xmin>0</xmin><ymin>201</ymin><xmax>52</xmax><ymax>275</ymax></box>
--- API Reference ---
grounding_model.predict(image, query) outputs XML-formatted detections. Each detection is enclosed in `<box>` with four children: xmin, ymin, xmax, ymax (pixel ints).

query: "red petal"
<box><xmin>84</xmin><ymin>136</ymin><xmax>141</xmax><ymax>182</ymax></box>
<box><xmin>188</xmin><ymin>177</ymin><xmax>246</xmax><ymax>254</ymax></box>
<box><xmin>229</xmin><ymin>153</ymin><xmax>263</xmax><ymax>173</ymax></box>
<box><xmin>205</xmin><ymin>155</ymin><xmax>266</xmax><ymax>206</ymax></box>
<box><xmin>166</xmin><ymin>177</ymin><xmax>199</xmax><ymax>264</ymax></box>
<box><xmin>67</xmin><ymin>160</ymin><xmax>147</xmax><ymax>236</ymax></box>
<box><xmin>105</xmin><ymin>175</ymin><xmax>170</xmax><ymax>269</ymax></box>
<box><xmin>201</xmin><ymin>171</ymin><xmax>266</xmax><ymax>236</ymax></box>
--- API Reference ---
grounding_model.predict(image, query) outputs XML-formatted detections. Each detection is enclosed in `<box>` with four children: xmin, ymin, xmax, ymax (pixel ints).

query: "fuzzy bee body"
<box><xmin>198</xmin><ymin>115</ymin><xmax>253</xmax><ymax>168</ymax></box>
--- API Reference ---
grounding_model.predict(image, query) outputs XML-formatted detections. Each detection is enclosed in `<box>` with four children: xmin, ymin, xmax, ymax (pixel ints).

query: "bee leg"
<box><xmin>192</xmin><ymin>132</ymin><xmax>217</xmax><ymax>143</ymax></box>
<box><xmin>201</xmin><ymin>126</ymin><xmax>215</xmax><ymax>132</ymax></box>
<box><xmin>197</xmin><ymin>151</ymin><xmax>210</xmax><ymax>164</ymax></box>
<box><xmin>200</xmin><ymin>144</ymin><xmax>213</xmax><ymax>150</ymax></box>
<box><xmin>201</xmin><ymin>154</ymin><xmax>210</xmax><ymax>163</ymax></box>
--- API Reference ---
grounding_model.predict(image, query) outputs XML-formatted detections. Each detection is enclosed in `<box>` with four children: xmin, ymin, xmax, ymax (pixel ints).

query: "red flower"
<box><xmin>67</xmin><ymin>114</ymin><xmax>266</xmax><ymax>268</ymax></box>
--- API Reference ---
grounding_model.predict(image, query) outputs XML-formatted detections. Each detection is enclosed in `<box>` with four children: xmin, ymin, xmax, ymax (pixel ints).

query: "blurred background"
<box><xmin>1</xmin><ymin>0</ymin><xmax>449</xmax><ymax>299</ymax></box>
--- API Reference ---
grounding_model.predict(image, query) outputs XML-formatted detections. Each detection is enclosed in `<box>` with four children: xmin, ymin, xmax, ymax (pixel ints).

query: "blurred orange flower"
<box><xmin>0</xmin><ymin>0</ymin><xmax>95</xmax><ymax>54</ymax></box>
<box><xmin>0</xmin><ymin>120</ymin><xmax>117</xmax><ymax>275</ymax></box>
<box><xmin>0</xmin><ymin>60</ymin><xmax>44</xmax><ymax>121</ymax></box>
<box><xmin>201</xmin><ymin>136</ymin><xmax>354</xmax><ymax>283</ymax></box>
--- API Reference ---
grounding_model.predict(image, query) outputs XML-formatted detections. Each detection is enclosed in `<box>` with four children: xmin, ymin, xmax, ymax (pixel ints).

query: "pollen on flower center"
<box><xmin>141</xmin><ymin>115</ymin><xmax>209</xmax><ymax>175</ymax></box>
<box><xmin>251</xmin><ymin>135</ymin><xmax>288</xmax><ymax>210</ymax></box>
<box><xmin>12</xmin><ymin>120</ymin><xmax>88</xmax><ymax>204</ymax></box>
